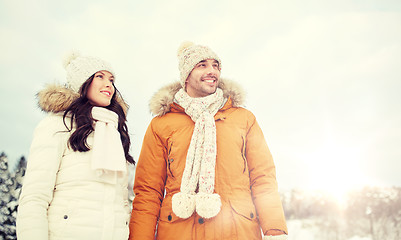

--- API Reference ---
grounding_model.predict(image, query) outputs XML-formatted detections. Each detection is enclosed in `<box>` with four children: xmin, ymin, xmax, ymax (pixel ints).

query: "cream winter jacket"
<box><xmin>16</xmin><ymin>85</ymin><xmax>130</xmax><ymax>240</ymax></box>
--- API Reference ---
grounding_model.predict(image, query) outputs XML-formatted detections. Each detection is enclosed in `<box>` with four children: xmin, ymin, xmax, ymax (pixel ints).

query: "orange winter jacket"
<box><xmin>129</xmin><ymin>80</ymin><xmax>287</xmax><ymax>240</ymax></box>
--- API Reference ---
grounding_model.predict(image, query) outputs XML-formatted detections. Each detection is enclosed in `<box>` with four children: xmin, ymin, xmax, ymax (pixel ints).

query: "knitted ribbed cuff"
<box><xmin>263</xmin><ymin>234</ymin><xmax>288</xmax><ymax>240</ymax></box>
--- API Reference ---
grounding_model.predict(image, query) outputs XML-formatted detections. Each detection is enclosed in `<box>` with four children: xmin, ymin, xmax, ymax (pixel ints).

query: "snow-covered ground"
<box><xmin>287</xmin><ymin>220</ymin><xmax>372</xmax><ymax>240</ymax></box>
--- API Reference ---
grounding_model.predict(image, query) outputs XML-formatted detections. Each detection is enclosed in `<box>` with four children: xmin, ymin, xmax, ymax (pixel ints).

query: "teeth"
<box><xmin>204</xmin><ymin>80</ymin><xmax>214</xmax><ymax>83</ymax></box>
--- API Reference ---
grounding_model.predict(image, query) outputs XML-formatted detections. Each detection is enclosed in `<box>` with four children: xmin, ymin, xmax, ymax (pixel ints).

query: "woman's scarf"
<box><xmin>91</xmin><ymin>107</ymin><xmax>126</xmax><ymax>183</ymax></box>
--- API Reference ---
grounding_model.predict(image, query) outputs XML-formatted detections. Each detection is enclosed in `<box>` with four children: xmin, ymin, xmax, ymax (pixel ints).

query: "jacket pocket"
<box><xmin>157</xmin><ymin>196</ymin><xmax>194</xmax><ymax>239</ymax></box>
<box><xmin>229</xmin><ymin>199</ymin><xmax>262</xmax><ymax>240</ymax></box>
<box><xmin>48</xmin><ymin>200</ymin><xmax>75</xmax><ymax>237</ymax></box>
<box><xmin>159</xmin><ymin>196</ymin><xmax>184</xmax><ymax>223</ymax></box>
<box><xmin>230</xmin><ymin>199</ymin><xmax>257</xmax><ymax>222</ymax></box>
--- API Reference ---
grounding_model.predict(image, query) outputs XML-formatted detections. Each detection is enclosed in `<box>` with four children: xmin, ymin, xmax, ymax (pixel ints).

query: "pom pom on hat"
<box><xmin>177</xmin><ymin>41</ymin><xmax>195</xmax><ymax>57</ymax></box>
<box><xmin>177</xmin><ymin>41</ymin><xmax>221</xmax><ymax>87</ymax></box>
<box><xmin>63</xmin><ymin>51</ymin><xmax>115</xmax><ymax>92</ymax></box>
<box><xmin>63</xmin><ymin>50</ymin><xmax>81</xmax><ymax>69</ymax></box>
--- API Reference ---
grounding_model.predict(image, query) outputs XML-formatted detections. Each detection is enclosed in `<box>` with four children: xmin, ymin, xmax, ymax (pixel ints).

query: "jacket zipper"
<box><xmin>241</xmin><ymin>136</ymin><xmax>247</xmax><ymax>173</ymax></box>
<box><xmin>167</xmin><ymin>143</ymin><xmax>175</xmax><ymax>178</ymax></box>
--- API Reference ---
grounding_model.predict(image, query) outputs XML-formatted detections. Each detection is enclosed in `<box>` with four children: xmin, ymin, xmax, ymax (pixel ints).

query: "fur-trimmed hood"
<box><xmin>149</xmin><ymin>78</ymin><xmax>246</xmax><ymax>116</ymax></box>
<box><xmin>37</xmin><ymin>84</ymin><xmax>128</xmax><ymax>114</ymax></box>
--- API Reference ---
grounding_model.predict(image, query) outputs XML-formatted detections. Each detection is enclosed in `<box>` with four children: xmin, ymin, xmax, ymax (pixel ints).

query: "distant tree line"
<box><xmin>282</xmin><ymin>186</ymin><xmax>401</xmax><ymax>240</ymax></box>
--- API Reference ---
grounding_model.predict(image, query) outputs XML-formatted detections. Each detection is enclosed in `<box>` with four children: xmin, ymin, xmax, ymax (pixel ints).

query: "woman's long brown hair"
<box><xmin>63</xmin><ymin>74</ymin><xmax>135</xmax><ymax>164</ymax></box>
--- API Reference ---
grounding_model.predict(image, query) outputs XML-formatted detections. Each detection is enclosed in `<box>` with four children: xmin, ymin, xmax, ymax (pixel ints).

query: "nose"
<box><xmin>105</xmin><ymin>80</ymin><xmax>112</xmax><ymax>88</ymax></box>
<box><xmin>105</xmin><ymin>81</ymin><xmax>115</xmax><ymax>94</ymax></box>
<box><xmin>206</xmin><ymin>64</ymin><xmax>218</xmax><ymax>74</ymax></box>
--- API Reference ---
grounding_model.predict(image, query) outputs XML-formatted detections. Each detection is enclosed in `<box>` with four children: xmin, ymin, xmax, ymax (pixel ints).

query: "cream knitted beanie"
<box><xmin>177</xmin><ymin>41</ymin><xmax>221</xmax><ymax>87</ymax></box>
<box><xmin>63</xmin><ymin>51</ymin><xmax>115</xmax><ymax>92</ymax></box>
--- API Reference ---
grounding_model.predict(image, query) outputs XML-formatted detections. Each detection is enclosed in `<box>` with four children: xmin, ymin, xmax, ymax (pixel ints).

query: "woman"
<box><xmin>17</xmin><ymin>52</ymin><xmax>134</xmax><ymax>240</ymax></box>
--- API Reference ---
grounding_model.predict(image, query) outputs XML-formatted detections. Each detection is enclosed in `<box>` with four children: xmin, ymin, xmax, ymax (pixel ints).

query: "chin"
<box><xmin>101</xmin><ymin>102</ymin><xmax>112</xmax><ymax>107</ymax></box>
<box><xmin>210</xmin><ymin>88</ymin><xmax>218</xmax><ymax>94</ymax></box>
<box><xmin>91</xmin><ymin>101</ymin><xmax>111</xmax><ymax>107</ymax></box>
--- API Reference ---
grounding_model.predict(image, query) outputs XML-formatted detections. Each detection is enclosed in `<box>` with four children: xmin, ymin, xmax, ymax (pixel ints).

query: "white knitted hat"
<box><xmin>63</xmin><ymin>51</ymin><xmax>115</xmax><ymax>92</ymax></box>
<box><xmin>177</xmin><ymin>41</ymin><xmax>221</xmax><ymax>87</ymax></box>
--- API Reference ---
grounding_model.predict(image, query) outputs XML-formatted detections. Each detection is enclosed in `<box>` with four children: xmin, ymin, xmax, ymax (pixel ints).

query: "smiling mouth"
<box><xmin>202</xmin><ymin>76</ymin><xmax>217</xmax><ymax>83</ymax></box>
<box><xmin>101</xmin><ymin>91</ymin><xmax>111</xmax><ymax>97</ymax></box>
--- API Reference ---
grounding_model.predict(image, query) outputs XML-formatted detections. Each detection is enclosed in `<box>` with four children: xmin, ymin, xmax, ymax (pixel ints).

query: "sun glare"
<box><xmin>304</xmin><ymin>138</ymin><xmax>367</xmax><ymax>206</ymax></box>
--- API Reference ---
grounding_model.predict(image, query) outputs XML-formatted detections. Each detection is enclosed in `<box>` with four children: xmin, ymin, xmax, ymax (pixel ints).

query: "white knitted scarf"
<box><xmin>91</xmin><ymin>107</ymin><xmax>127</xmax><ymax>182</ymax></box>
<box><xmin>172</xmin><ymin>88</ymin><xmax>226</xmax><ymax>219</ymax></box>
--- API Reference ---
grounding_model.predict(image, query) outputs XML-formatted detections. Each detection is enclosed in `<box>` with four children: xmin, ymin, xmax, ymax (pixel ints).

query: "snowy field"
<box><xmin>287</xmin><ymin>220</ymin><xmax>372</xmax><ymax>240</ymax></box>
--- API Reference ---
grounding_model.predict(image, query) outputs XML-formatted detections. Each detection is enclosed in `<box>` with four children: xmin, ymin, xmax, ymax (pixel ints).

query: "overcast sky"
<box><xmin>1</xmin><ymin>0</ymin><xmax>400</xmax><ymax>195</ymax></box>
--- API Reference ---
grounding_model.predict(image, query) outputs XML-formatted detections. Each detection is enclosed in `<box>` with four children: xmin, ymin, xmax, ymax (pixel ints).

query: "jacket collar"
<box><xmin>37</xmin><ymin>84</ymin><xmax>128</xmax><ymax>114</ymax></box>
<box><xmin>149</xmin><ymin>78</ymin><xmax>246</xmax><ymax>117</ymax></box>
<box><xmin>37</xmin><ymin>84</ymin><xmax>80</xmax><ymax>113</ymax></box>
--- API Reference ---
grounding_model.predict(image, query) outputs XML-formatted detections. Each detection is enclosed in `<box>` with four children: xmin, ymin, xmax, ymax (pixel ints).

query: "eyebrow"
<box><xmin>197</xmin><ymin>59</ymin><xmax>219</xmax><ymax>65</ymax></box>
<box><xmin>97</xmin><ymin>71</ymin><xmax>114</xmax><ymax>78</ymax></box>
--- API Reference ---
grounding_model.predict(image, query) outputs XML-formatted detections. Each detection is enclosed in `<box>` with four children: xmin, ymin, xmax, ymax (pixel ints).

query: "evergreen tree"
<box><xmin>0</xmin><ymin>153</ymin><xmax>26</xmax><ymax>240</ymax></box>
<box><xmin>0</xmin><ymin>152</ymin><xmax>12</xmax><ymax>239</ymax></box>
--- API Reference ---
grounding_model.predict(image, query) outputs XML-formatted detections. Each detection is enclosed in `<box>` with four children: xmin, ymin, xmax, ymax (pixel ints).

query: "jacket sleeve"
<box><xmin>129</xmin><ymin>119</ymin><xmax>167</xmax><ymax>240</ymax></box>
<box><xmin>245</xmin><ymin>114</ymin><xmax>288</xmax><ymax>235</ymax></box>
<box><xmin>16</xmin><ymin>114</ymin><xmax>67</xmax><ymax>240</ymax></box>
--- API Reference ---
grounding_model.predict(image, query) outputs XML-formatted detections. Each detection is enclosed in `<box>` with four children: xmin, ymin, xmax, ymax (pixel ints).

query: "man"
<box><xmin>129</xmin><ymin>41</ymin><xmax>288</xmax><ymax>240</ymax></box>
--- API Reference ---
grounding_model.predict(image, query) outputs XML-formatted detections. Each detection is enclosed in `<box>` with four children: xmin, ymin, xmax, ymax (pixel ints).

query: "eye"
<box><xmin>96</xmin><ymin>74</ymin><xmax>103</xmax><ymax>79</ymax></box>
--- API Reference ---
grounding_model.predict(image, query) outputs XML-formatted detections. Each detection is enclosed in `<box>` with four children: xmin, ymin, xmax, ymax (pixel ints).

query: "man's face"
<box><xmin>185</xmin><ymin>59</ymin><xmax>221</xmax><ymax>98</ymax></box>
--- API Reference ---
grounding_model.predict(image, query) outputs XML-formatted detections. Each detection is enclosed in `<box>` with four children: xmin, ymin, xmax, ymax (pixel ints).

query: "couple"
<box><xmin>17</xmin><ymin>42</ymin><xmax>288</xmax><ymax>240</ymax></box>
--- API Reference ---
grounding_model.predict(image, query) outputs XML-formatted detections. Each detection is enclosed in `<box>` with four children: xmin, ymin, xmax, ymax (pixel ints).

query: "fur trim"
<box><xmin>149</xmin><ymin>78</ymin><xmax>246</xmax><ymax>116</ymax></box>
<box><xmin>219</xmin><ymin>79</ymin><xmax>245</xmax><ymax>107</ymax></box>
<box><xmin>37</xmin><ymin>84</ymin><xmax>129</xmax><ymax>114</ymax></box>
<box><xmin>37</xmin><ymin>84</ymin><xmax>79</xmax><ymax>113</ymax></box>
<box><xmin>149</xmin><ymin>82</ymin><xmax>182</xmax><ymax>117</ymax></box>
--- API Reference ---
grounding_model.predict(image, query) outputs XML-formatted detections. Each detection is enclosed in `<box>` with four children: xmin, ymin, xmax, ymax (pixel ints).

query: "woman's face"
<box><xmin>87</xmin><ymin>71</ymin><xmax>115</xmax><ymax>107</ymax></box>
